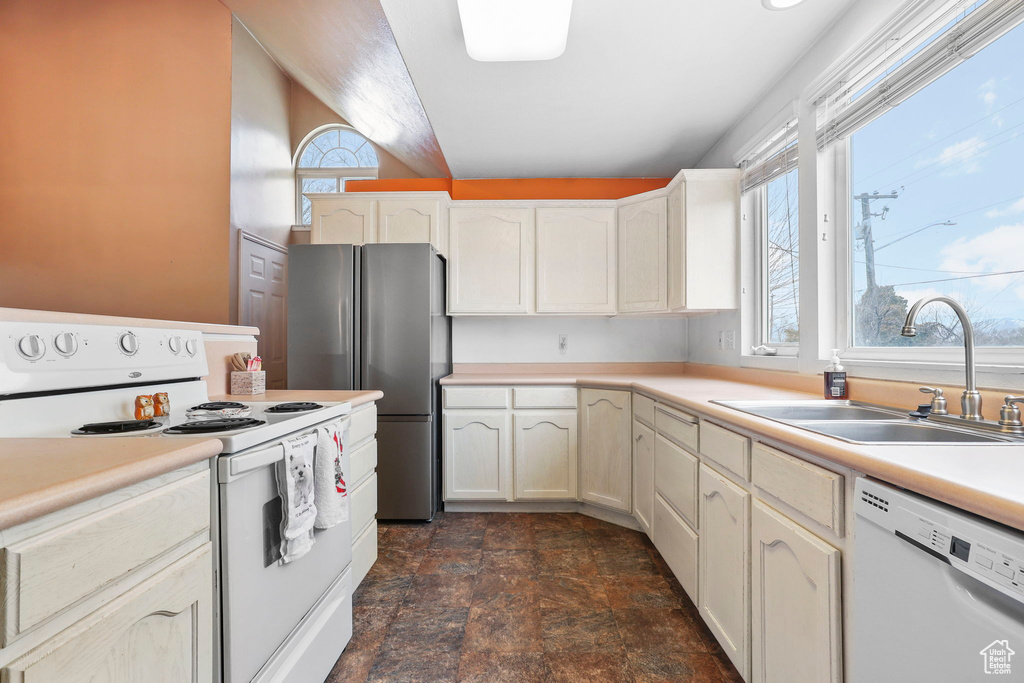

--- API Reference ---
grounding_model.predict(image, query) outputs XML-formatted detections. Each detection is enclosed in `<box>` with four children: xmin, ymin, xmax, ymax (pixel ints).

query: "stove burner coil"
<box><xmin>190</xmin><ymin>401</ymin><xmax>248</xmax><ymax>411</ymax></box>
<box><xmin>265</xmin><ymin>402</ymin><xmax>324</xmax><ymax>413</ymax></box>
<box><xmin>164</xmin><ymin>417</ymin><xmax>266</xmax><ymax>434</ymax></box>
<box><xmin>72</xmin><ymin>419</ymin><xmax>159</xmax><ymax>435</ymax></box>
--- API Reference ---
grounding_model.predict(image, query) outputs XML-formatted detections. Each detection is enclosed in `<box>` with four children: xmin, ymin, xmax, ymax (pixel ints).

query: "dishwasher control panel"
<box><xmin>857</xmin><ymin>478</ymin><xmax>1024</xmax><ymax>599</ymax></box>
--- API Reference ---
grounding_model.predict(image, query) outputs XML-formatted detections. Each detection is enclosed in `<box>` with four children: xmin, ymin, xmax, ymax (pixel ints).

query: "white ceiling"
<box><xmin>380</xmin><ymin>0</ymin><xmax>855</xmax><ymax>178</ymax></box>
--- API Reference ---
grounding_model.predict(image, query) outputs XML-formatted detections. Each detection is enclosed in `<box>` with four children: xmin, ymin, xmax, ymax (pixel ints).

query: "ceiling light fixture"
<box><xmin>457</xmin><ymin>0</ymin><xmax>573</xmax><ymax>62</ymax></box>
<box><xmin>761</xmin><ymin>0</ymin><xmax>807</xmax><ymax>10</ymax></box>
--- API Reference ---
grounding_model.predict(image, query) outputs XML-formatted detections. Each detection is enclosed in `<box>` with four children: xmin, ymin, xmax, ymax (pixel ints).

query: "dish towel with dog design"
<box><xmin>314</xmin><ymin>420</ymin><xmax>349</xmax><ymax>529</ymax></box>
<box><xmin>276</xmin><ymin>433</ymin><xmax>318</xmax><ymax>563</ymax></box>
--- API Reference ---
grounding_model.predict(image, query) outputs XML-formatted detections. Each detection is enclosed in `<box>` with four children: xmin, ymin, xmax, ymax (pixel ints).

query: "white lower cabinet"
<box><xmin>514</xmin><ymin>411</ymin><xmax>578</xmax><ymax>500</ymax></box>
<box><xmin>3</xmin><ymin>545</ymin><xmax>212</xmax><ymax>683</ymax></box>
<box><xmin>653</xmin><ymin>493</ymin><xmax>698</xmax><ymax>602</ymax></box>
<box><xmin>443</xmin><ymin>411</ymin><xmax>512</xmax><ymax>501</ymax></box>
<box><xmin>699</xmin><ymin>463</ymin><xmax>751</xmax><ymax>681</ymax></box>
<box><xmin>579</xmin><ymin>389</ymin><xmax>632</xmax><ymax>512</ymax></box>
<box><xmin>751</xmin><ymin>500</ymin><xmax>842</xmax><ymax>683</ymax></box>
<box><xmin>632</xmin><ymin>419</ymin><xmax>655</xmax><ymax>534</ymax></box>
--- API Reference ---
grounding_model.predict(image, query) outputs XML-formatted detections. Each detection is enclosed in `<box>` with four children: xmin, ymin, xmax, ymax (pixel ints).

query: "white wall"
<box><xmin>229</xmin><ymin>16</ymin><xmax>295</xmax><ymax>324</ymax></box>
<box><xmin>689</xmin><ymin>0</ymin><xmax>900</xmax><ymax>368</ymax></box>
<box><xmin>453</xmin><ymin>317</ymin><xmax>688</xmax><ymax>364</ymax></box>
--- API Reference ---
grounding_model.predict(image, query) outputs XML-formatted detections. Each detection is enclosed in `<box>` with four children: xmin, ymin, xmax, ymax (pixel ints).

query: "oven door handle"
<box><xmin>218</xmin><ymin>443</ymin><xmax>287</xmax><ymax>482</ymax></box>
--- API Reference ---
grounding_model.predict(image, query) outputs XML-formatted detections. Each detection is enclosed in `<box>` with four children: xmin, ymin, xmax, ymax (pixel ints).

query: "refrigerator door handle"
<box><xmin>353</xmin><ymin>248</ymin><xmax>362</xmax><ymax>391</ymax></box>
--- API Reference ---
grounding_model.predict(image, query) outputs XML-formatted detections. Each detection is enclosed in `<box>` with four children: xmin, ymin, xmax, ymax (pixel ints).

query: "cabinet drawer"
<box><xmin>752</xmin><ymin>443</ymin><xmax>845</xmax><ymax>536</ymax></box>
<box><xmin>349</xmin><ymin>438</ymin><xmax>377</xmax><ymax>488</ymax></box>
<box><xmin>653</xmin><ymin>494</ymin><xmax>698</xmax><ymax>603</ymax></box>
<box><xmin>513</xmin><ymin>387</ymin><xmax>577</xmax><ymax>409</ymax></box>
<box><xmin>443</xmin><ymin>387</ymin><xmax>511</xmax><ymax>409</ymax></box>
<box><xmin>352</xmin><ymin>520</ymin><xmax>378</xmax><ymax>588</ymax></box>
<box><xmin>700</xmin><ymin>420</ymin><xmax>750</xmax><ymax>481</ymax></box>
<box><xmin>655</xmin><ymin>404</ymin><xmax>699</xmax><ymax>453</ymax></box>
<box><xmin>351</xmin><ymin>473</ymin><xmax>378</xmax><ymax>536</ymax></box>
<box><xmin>655</xmin><ymin>434</ymin><xmax>699</xmax><ymax>529</ymax></box>
<box><xmin>348</xmin><ymin>404</ymin><xmax>377</xmax><ymax>446</ymax></box>
<box><xmin>633</xmin><ymin>393</ymin><xmax>656</xmax><ymax>428</ymax></box>
<box><xmin>1</xmin><ymin>470</ymin><xmax>210</xmax><ymax>644</ymax></box>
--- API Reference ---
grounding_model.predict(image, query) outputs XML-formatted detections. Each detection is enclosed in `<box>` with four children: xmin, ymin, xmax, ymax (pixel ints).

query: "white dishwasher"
<box><xmin>853</xmin><ymin>478</ymin><xmax>1024</xmax><ymax>681</ymax></box>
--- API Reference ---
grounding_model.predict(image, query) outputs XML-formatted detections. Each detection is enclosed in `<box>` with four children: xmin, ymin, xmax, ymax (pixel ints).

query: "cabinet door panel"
<box><xmin>579</xmin><ymin>389</ymin><xmax>632</xmax><ymax>512</ymax></box>
<box><xmin>514</xmin><ymin>411</ymin><xmax>578</xmax><ymax>500</ymax></box>
<box><xmin>311</xmin><ymin>199</ymin><xmax>377</xmax><ymax>244</ymax></box>
<box><xmin>443</xmin><ymin>412</ymin><xmax>511</xmax><ymax>500</ymax></box>
<box><xmin>536</xmin><ymin>208</ymin><xmax>616</xmax><ymax>313</ymax></box>
<box><xmin>653</xmin><ymin>493</ymin><xmax>698</xmax><ymax>602</ymax></box>
<box><xmin>632</xmin><ymin>420</ymin><xmax>655</xmax><ymax>535</ymax></box>
<box><xmin>618</xmin><ymin>197</ymin><xmax>667</xmax><ymax>312</ymax></box>
<box><xmin>699</xmin><ymin>463</ymin><xmax>750</xmax><ymax>680</ymax></box>
<box><xmin>752</xmin><ymin>500</ymin><xmax>841</xmax><ymax>683</ymax></box>
<box><xmin>3</xmin><ymin>545</ymin><xmax>213</xmax><ymax>683</ymax></box>
<box><xmin>378</xmin><ymin>199</ymin><xmax>443</xmax><ymax>253</ymax></box>
<box><xmin>449</xmin><ymin>208</ymin><xmax>534</xmax><ymax>313</ymax></box>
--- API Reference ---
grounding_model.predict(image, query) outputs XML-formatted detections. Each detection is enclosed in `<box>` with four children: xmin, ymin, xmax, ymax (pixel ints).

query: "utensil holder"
<box><xmin>230</xmin><ymin>371</ymin><xmax>265</xmax><ymax>395</ymax></box>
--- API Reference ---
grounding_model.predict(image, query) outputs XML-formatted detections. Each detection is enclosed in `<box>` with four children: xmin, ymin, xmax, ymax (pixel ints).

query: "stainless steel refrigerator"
<box><xmin>287</xmin><ymin>243</ymin><xmax>451</xmax><ymax>520</ymax></box>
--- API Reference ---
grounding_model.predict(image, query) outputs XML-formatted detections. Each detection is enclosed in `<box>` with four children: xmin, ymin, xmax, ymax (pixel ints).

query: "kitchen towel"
<box><xmin>276</xmin><ymin>433</ymin><xmax>318</xmax><ymax>563</ymax></box>
<box><xmin>314</xmin><ymin>420</ymin><xmax>349</xmax><ymax>529</ymax></box>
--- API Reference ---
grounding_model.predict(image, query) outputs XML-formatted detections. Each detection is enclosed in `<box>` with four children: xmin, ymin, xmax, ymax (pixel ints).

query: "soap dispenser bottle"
<box><xmin>824</xmin><ymin>349</ymin><xmax>848</xmax><ymax>400</ymax></box>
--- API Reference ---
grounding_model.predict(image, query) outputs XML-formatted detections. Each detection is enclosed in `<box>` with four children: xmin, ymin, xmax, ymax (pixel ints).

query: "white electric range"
<box><xmin>0</xmin><ymin>319</ymin><xmax>355</xmax><ymax>683</ymax></box>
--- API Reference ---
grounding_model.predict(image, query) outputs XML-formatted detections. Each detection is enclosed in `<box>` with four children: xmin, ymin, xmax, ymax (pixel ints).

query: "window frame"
<box><xmin>293</xmin><ymin>125</ymin><xmax>380</xmax><ymax>226</ymax></box>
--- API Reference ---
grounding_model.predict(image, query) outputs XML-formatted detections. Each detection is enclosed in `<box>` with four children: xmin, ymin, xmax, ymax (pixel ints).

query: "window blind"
<box><xmin>816</xmin><ymin>0</ymin><xmax>1024</xmax><ymax>149</ymax></box>
<box><xmin>740</xmin><ymin>123</ymin><xmax>798</xmax><ymax>194</ymax></box>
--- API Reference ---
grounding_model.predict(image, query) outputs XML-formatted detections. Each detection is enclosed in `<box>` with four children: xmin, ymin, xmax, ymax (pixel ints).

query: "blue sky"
<box><xmin>850</xmin><ymin>18</ymin><xmax>1024</xmax><ymax>344</ymax></box>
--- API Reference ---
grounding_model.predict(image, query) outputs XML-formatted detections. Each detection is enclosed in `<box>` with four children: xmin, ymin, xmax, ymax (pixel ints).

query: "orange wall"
<box><xmin>346</xmin><ymin>177</ymin><xmax>671</xmax><ymax>200</ymax></box>
<box><xmin>0</xmin><ymin>0</ymin><xmax>233</xmax><ymax>324</ymax></box>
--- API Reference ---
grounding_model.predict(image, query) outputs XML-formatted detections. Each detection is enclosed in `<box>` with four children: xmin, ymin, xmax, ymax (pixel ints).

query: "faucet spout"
<box><xmin>901</xmin><ymin>296</ymin><xmax>981</xmax><ymax>420</ymax></box>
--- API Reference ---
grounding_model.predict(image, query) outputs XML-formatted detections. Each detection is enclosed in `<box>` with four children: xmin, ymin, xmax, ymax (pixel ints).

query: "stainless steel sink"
<box><xmin>713</xmin><ymin>399</ymin><xmax>1021</xmax><ymax>444</ymax></box>
<box><xmin>716</xmin><ymin>400</ymin><xmax>904</xmax><ymax>422</ymax></box>
<box><xmin>790</xmin><ymin>420</ymin><xmax>1011</xmax><ymax>444</ymax></box>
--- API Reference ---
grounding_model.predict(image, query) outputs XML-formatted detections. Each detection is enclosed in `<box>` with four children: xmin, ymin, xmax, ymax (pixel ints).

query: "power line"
<box><xmin>855</xmin><ymin>260</ymin><xmax>987</xmax><ymax>274</ymax></box>
<box><xmin>883</xmin><ymin>269</ymin><xmax>1024</xmax><ymax>288</ymax></box>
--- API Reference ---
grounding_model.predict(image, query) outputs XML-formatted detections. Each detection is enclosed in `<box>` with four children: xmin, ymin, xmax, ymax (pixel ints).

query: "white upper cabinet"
<box><xmin>448</xmin><ymin>207</ymin><xmax>535</xmax><ymax>314</ymax></box>
<box><xmin>535</xmin><ymin>208</ymin><xmax>617</xmax><ymax>314</ymax></box>
<box><xmin>378</xmin><ymin>199</ymin><xmax>447</xmax><ymax>256</ymax></box>
<box><xmin>667</xmin><ymin>170</ymin><xmax>741</xmax><ymax>311</ymax></box>
<box><xmin>309</xmin><ymin>198</ymin><xmax>377</xmax><ymax>245</ymax></box>
<box><xmin>618</xmin><ymin>196</ymin><xmax>668</xmax><ymax>313</ymax></box>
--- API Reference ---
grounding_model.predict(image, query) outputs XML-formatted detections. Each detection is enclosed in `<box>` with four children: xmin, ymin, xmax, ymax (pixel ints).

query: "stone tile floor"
<box><xmin>328</xmin><ymin>512</ymin><xmax>743</xmax><ymax>682</ymax></box>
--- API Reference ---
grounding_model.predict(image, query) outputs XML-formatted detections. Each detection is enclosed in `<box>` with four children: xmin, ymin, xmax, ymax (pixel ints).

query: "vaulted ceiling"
<box><xmin>228</xmin><ymin>0</ymin><xmax>856</xmax><ymax>179</ymax></box>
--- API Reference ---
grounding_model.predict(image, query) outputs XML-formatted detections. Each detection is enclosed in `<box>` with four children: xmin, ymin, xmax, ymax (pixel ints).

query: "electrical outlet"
<box><xmin>724</xmin><ymin>330</ymin><xmax>736</xmax><ymax>350</ymax></box>
<box><xmin>558</xmin><ymin>334</ymin><xmax>568</xmax><ymax>355</ymax></box>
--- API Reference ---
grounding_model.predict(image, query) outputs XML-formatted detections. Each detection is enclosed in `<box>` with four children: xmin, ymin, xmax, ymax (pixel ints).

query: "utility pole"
<box><xmin>853</xmin><ymin>191</ymin><xmax>899</xmax><ymax>290</ymax></box>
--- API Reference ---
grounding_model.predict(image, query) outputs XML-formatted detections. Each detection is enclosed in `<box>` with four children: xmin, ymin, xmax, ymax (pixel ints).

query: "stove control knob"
<box><xmin>53</xmin><ymin>332</ymin><xmax>78</xmax><ymax>357</ymax></box>
<box><xmin>185</xmin><ymin>338</ymin><xmax>198</xmax><ymax>357</ymax></box>
<box><xmin>118</xmin><ymin>332</ymin><xmax>139</xmax><ymax>356</ymax></box>
<box><xmin>16</xmin><ymin>334</ymin><xmax>45</xmax><ymax>361</ymax></box>
<box><xmin>168</xmin><ymin>336</ymin><xmax>182</xmax><ymax>355</ymax></box>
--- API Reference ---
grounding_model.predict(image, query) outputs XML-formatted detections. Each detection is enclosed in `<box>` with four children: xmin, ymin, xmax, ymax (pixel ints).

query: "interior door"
<box><xmin>239</xmin><ymin>232</ymin><xmax>288</xmax><ymax>389</ymax></box>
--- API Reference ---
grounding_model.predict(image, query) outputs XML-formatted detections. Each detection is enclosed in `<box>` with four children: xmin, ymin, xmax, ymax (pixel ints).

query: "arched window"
<box><xmin>295</xmin><ymin>126</ymin><xmax>379</xmax><ymax>224</ymax></box>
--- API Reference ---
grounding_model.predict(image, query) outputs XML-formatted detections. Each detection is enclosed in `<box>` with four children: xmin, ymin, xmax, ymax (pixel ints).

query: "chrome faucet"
<box><xmin>901</xmin><ymin>296</ymin><xmax>982</xmax><ymax>420</ymax></box>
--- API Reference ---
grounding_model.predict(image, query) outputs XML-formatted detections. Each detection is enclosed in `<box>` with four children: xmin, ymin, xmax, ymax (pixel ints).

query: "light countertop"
<box><xmin>212</xmin><ymin>389</ymin><xmax>384</xmax><ymax>409</ymax></box>
<box><xmin>442</xmin><ymin>372</ymin><xmax>1024</xmax><ymax>532</ymax></box>
<box><xmin>0</xmin><ymin>437</ymin><xmax>222</xmax><ymax>531</ymax></box>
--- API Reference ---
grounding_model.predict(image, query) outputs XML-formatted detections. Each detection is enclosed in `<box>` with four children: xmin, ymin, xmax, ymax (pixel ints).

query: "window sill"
<box><xmin>839</xmin><ymin>357</ymin><xmax>1024</xmax><ymax>391</ymax></box>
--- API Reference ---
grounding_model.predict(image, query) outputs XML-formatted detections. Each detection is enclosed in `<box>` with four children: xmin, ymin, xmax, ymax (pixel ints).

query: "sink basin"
<box><xmin>714</xmin><ymin>399</ymin><xmax>1020</xmax><ymax>444</ymax></box>
<box><xmin>716</xmin><ymin>401</ymin><xmax>904</xmax><ymax>422</ymax></box>
<box><xmin>793</xmin><ymin>420</ymin><xmax>1011</xmax><ymax>444</ymax></box>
